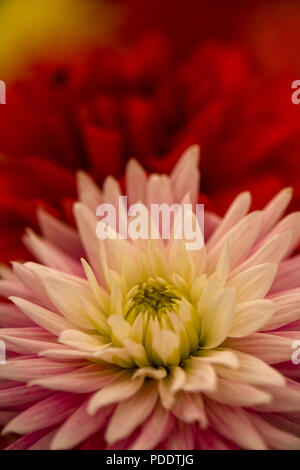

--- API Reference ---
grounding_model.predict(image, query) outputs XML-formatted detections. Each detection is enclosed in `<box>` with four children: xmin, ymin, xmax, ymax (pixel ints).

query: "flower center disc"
<box><xmin>125</xmin><ymin>278</ymin><xmax>181</xmax><ymax>323</ymax></box>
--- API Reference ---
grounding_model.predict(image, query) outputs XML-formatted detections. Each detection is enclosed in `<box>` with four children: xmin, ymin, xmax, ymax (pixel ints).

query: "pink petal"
<box><xmin>129</xmin><ymin>403</ymin><xmax>174</xmax><ymax>450</ymax></box>
<box><xmin>205</xmin><ymin>399</ymin><xmax>267</xmax><ymax>449</ymax></box>
<box><xmin>105</xmin><ymin>382</ymin><xmax>158</xmax><ymax>445</ymax></box>
<box><xmin>51</xmin><ymin>399</ymin><xmax>113</xmax><ymax>450</ymax></box>
<box><xmin>2</xmin><ymin>392</ymin><xmax>83</xmax><ymax>435</ymax></box>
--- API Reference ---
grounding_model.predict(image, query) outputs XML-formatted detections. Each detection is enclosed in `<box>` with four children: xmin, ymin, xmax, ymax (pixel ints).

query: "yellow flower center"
<box><xmin>125</xmin><ymin>278</ymin><xmax>181</xmax><ymax>322</ymax></box>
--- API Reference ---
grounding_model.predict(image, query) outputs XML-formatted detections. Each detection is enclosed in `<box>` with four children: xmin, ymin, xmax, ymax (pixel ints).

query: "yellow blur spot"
<box><xmin>0</xmin><ymin>0</ymin><xmax>120</xmax><ymax>81</ymax></box>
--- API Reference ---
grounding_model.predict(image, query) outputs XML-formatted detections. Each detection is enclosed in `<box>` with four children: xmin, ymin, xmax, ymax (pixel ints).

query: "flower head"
<box><xmin>1</xmin><ymin>146</ymin><xmax>300</xmax><ymax>450</ymax></box>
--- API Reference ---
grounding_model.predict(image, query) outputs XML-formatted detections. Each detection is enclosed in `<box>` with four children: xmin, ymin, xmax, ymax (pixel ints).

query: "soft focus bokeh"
<box><xmin>0</xmin><ymin>0</ymin><xmax>120</xmax><ymax>81</ymax></box>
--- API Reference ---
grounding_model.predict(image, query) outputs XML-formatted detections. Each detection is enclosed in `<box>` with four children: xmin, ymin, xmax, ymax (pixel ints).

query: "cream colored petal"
<box><xmin>10</xmin><ymin>297</ymin><xmax>76</xmax><ymax>336</ymax></box>
<box><xmin>229</xmin><ymin>299</ymin><xmax>276</xmax><ymax>337</ymax></box>
<box><xmin>147</xmin><ymin>240</ymin><xmax>169</xmax><ymax>279</ymax></box>
<box><xmin>41</xmin><ymin>274</ymin><xmax>96</xmax><ymax>329</ymax></box>
<box><xmin>198</xmin><ymin>284</ymin><xmax>236</xmax><ymax>349</ymax></box>
<box><xmin>108</xmin><ymin>315</ymin><xmax>131</xmax><ymax>347</ymax></box>
<box><xmin>87</xmin><ymin>374</ymin><xmax>144</xmax><ymax>414</ymax></box>
<box><xmin>132</xmin><ymin>367</ymin><xmax>167</xmax><ymax>380</ymax></box>
<box><xmin>194</xmin><ymin>349</ymin><xmax>239</xmax><ymax>369</ymax></box>
<box><xmin>228</xmin><ymin>263</ymin><xmax>277</xmax><ymax>302</ymax></box>
<box><xmin>210</xmin><ymin>239</ymin><xmax>230</xmax><ymax>286</ymax></box>
<box><xmin>97</xmin><ymin>346</ymin><xmax>135</xmax><ymax>368</ymax></box>
<box><xmin>183</xmin><ymin>361</ymin><xmax>217</xmax><ymax>392</ymax></box>
<box><xmin>82</xmin><ymin>298</ymin><xmax>110</xmax><ymax>337</ymax></box>
<box><xmin>81</xmin><ymin>258</ymin><xmax>110</xmax><ymax>314</ymax></box>
<box><xmin>152</xmin><ymin>329</ymin><xmax>180</xmax><ymax>366</ymax></box>
<box><xmin>59</xmin><ymin>330</ymin><xmax>108</xmax><ymax>352</ymax></box>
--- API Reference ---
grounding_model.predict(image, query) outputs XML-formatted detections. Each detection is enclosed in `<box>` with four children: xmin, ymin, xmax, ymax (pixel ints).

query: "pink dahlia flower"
<box><xmin>0</xmin><ymin>146</ymin><xmax>300</xmax><ymax>450</ymax></box>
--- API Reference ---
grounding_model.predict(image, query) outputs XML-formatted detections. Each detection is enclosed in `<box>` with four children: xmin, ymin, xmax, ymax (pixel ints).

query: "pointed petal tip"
<box><xmin>184</xmin><ymin>144</ymin><xmax>200</xmax><ymax>164</ymax></box>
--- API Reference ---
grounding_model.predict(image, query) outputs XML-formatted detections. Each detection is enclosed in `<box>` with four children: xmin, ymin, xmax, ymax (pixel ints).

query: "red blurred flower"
<box><xmin>0</xmin><ymin>34</ymin><xmax>300</xmax><ymax>261</ymax></box>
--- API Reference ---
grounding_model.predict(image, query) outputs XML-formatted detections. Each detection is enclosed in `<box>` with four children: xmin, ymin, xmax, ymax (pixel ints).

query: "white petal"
<box><xmin>59</xmin><ymin>330</ymin><xmax>107</xmax><ymax>352</ymax></box>
<box><xmin>228</xmin><ymin>263</ymin><xmax>277</xmax><ymax>302</ymax></box>
<box><xmin>198</xmin><ymin>283</ymin><xmax>236</xmax><ymax>349</ymax></box>
<box><xmin>229</xmin><ymin>299</ymin><xmax>276</xmax><ymax>337</ymax></box>
<box><xmin>87</xmin><ymin>374</ymin><xmax>144</xmax><ymax>414</ymax></box>
<box><xmin>41</xmin><ymin>275</ymin><xmax>96</xmax><ymax>329</ymax></box>
<box><xmin>10</xmin><ymin>297</ymin><xmax>75</xmax><ymax>336</ymax></box>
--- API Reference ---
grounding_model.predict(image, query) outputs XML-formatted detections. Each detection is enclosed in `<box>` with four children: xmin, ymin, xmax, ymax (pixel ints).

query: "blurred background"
<box><xmin>0</xmin><ymin>0</ymin><xmax>300</xmax><ymax>263</ymax></box>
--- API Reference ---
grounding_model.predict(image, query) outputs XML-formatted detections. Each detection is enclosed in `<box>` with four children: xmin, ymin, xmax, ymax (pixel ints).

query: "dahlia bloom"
<box><xmin>0</xmin><ymin>146</ymin><xmax>300</xmax><ymax>450</ymax></box>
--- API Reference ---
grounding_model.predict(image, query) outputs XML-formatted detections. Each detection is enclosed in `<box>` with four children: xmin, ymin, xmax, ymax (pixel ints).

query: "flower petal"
<box><xmin>105</xmin><ymin>381</ymin><xmax>158</xmax><ymax>445</ymax></box>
